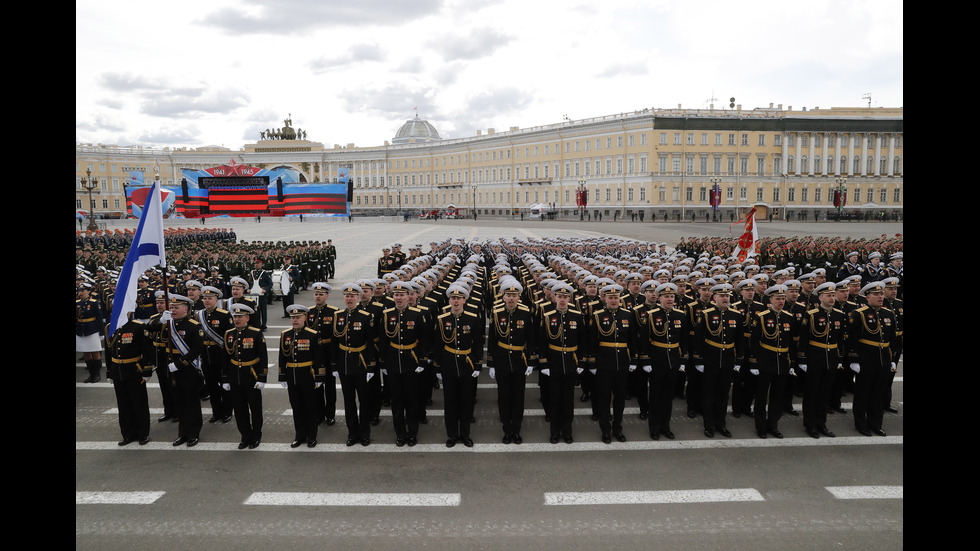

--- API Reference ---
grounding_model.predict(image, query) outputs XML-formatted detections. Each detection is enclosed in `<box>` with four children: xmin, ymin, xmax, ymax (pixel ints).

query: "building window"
<box><xmin>788</xmin><ymin>187</ymin><xmax>795</xmax><ymax>202</ymax></box>
<box><xmin>893</xmin><ymin>157</ymin><xmax>901</xmax><ymax>173</ymax></box>
<box><xmin>880</xmin><ymin>188</ymin><xmax>888</xmax><ymax>203</ymax></box>
<box><xmin>774</xmin><ymin>134</ymin><xmax>781</xmax><ymax>146</ymax></box>
<box><xmin>801</xmin><ymin>156</ymin><xmax>809</xmax><ymax>174</ymax></box>
<box><xmin>787</xmin><ymin>156</ymin><xmax>795</xmax><ymax>173</ymax></box>
<box><xmin>893</xmin><ymin>188</ymin><xmax>901</xmax><ymax>202</ymax></box>
<box><xmin>715</xmin><ymin>133</ymin><xmax>722</xmax><ymax>146</ymax></box>
<box><xmin>702</xmin><ymin>133</ymin><xmax>709</xmax><ymax>145</ymax></box>
<box><xmin>686</xmin><ymin>187</ymin><xmax>693</xmax><ymax>201</ymax></box>
<box><xmin>673</xmin><ymin>133</ymin><xmax>681</xmax><ymax>145</ymax></box>
<box><xmin>801</xmin><ymin>187</ymin><xmax>808</xmax><ymax>203</ymax></box>
<box><xmin>758</xmin><ymin>134</ymin><xmax>766</xmax><ymax>146</ymax></box>
<box><xmin>728</xmin><ymin>134</ymin><xmax>736</xmax><ymax>146</ymax></box>
<box><xmin>699</xmin><ymin>187</ymin><xmax>707</xmax><ymax>201</ymax></box>
<box><xmin>814</xmin><ymin>187</ymin><xmax>821</xmax><ymax>203</ymax></box>
<box><xmin>659</xmin><ymin>133</ymin><xmax>667</xmax><ymax>145</ymax></box>
<box><xmin>605</xmin><ymin>188</ymin><xmax>611</xmax><ymax>202</ymax></box>
<box><xmin>757</xmin><ymin>156</ymin><xmax>766</xmax><ymax>175</ymax></box>
<box><xmin>687</xmin><ymin>133</ymin><xmax>694</xmax><ymax>145</ymax></box>
<box><xmin>639</xmin><ymin>187</ymin><xmax>646</xmax><ymax>201</ymax></box>
<box><xmin>741</xmin><ymin>134</ymin><xmax>748</xmax><ymax>146</ymax></box>
<box><xmin>773</xmin><ymin>188</ymin><xmax>780</xmax><ymax>202</ymax></box>
<box><xmin>757</xmin><ymin>187</ymin><xmax>764</xmax><ymax>201</ymax></box>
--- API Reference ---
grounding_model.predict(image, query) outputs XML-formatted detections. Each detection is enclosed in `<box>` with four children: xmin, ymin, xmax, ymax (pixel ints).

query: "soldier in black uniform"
<box><xmin>325</xmin><ymin>239</ymin><xmax>337</xmax><ymax>280</ymax></box>
<box><xmin>882</xmin><ymin>277</ymin><xmax>903</xmax><ymax>414</ymax></box>
<box><xmin>333</xmin><ymin>283</ymin><xmax>377</xmax><ymax>446</ymax></box>
<box><xmin>748</xmin><ymin>284</ymin><xmax>798</xmax><ymax>439</ymax></box>
<box><xmin>639</xmin><ymin>282</ymin><xmax>688</xmax><ymax>440</ymax></box>
<box><xmin>280</xmin><ymin>305</ymin><xmax>326</xmax><ymax>448</ymax></box>
<box><xmin>848</xmin><ymin>281</ymin><xmax>897</xmax><ymax>436</ymax></box>
<box><xmin>104</xmin><ymin>317</ymin><xmax>155</xmax><ymax>446</ymax></box>
<box><xmin>432</xmin><ymin>283</ymin><xmax>485</xmax><ymax>448</ymax></box>
<box><xmin>587</xmin><ymin>284</ymin><xmax>637</xmax><ymax>444</ymax></box>
<box><xmin>378</xmin><ymin>281</ymin><xmax>429</xmax><ymax>446</ymax></box>
<box><xmin>693</xmin><ymin>283</ymin><xmax>746</xmax><ymax>438</ymax></box>
<box><xmin>683</xmin><ymin>278</ymin><xmax>716</xmax><ymax>418</ymax></box>
<box><xmin>307</xmin><ymin>282</ymin><xmax>337</xmax><ymax>426</ymax></box>
<box><xmin>197</xmin><ymin>286</ymin><xmax>233</xmax><ymax>424</ymax></box>
<box><xmin>487</xmin><ymin>279</ymin><xmax>537</xmax><ymax>444</ymax></box>
<box><xmin>222</xmin><ymin>303</ymin><xmax>268</xmax><ymax>449</ymax></box>
<box><xmin>797</xmin><ymin>282</ymin><xmax>846</xmax><ymax>438</ymax></box>
<box><xmin>154</xmin><ymin>294</ymin><xmax>205</xmax><ymax>446</ymax></box>
<box><xmin>77</xmin><ymin>283</ymin><xmax>105</xmax><ymax>383</ymax></box>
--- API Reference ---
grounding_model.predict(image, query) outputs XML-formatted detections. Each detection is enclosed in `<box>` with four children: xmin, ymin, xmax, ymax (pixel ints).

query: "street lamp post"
<box><xmin>471</xmin><ymin>184</ymin><xmax>477</xmax><ymax>220</ymax></box>
<box><xmin>577</xmin><ymin>179</ymin><xmax>586</xmax><ymax>220</ymax></box>
<box><xmin>81</xmin><ymin>169</ymin><xmax>99</xmax><ymax>231</ymax></box>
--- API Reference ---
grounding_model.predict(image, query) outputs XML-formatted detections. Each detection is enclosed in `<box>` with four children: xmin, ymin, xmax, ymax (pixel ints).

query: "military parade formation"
<box><xmin>78</xmin><ymin>227</ymin><xmax>903</xmax><ymax>449</ymax></box>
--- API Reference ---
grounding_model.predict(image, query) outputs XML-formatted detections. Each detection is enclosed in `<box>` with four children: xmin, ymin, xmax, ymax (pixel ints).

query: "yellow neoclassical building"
<box><xmin>76</xmin><ymin>104</ymin><xmax>902</xmax><ymax>221</ymax></box>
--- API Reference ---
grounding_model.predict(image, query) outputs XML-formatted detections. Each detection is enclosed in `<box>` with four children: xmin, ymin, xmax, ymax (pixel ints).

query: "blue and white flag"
<box><xmin>107</xmin><ymin>181</ymin><xmax>167</xmax><ymax>338</ymax></box>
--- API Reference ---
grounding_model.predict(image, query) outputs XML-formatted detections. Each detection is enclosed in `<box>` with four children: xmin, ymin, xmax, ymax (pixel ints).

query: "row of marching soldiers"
<box><xmin>95</xmin><ymin>244</ymin><xmax>903</xmax><ymax>448</ymax></box>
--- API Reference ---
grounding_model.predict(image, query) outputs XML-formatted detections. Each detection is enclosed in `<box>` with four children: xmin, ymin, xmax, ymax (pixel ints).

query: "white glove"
<box><xmin>798</xmin><ymin>364</ymin><xmax>807</xmax><ymax>372</ymax></box>
<box><xmin>750</xmin><ymin>369</ymin><xmax>759</xmax><ymax>376</ymax></box>
<box><xmin>415</xmin><ymin>366</ymin><xmax>425</xmax><ymax>373</ymax></box>
<box><xmin>525</xmin><ymin>366</ymin><xmax>534</xmax><ymax>376</ymax></box>
<box><xmin>489</xmin><ymin>368</ymin><xmax>495</xmax><ymax>379</ymax></box>
<box><xmin>695</xmin><ymin>364</ymin><xmax>704</xmax><ymax>373</ymax></box>
<box><xmin>471</xmin><ymin>370</ymin><xmax>480</xmax><ymax>378</ymax></box>
<box><xmin>222</xmin><ymin>383</ymin><xmax>231</xmax><ymax>391</ymax></box>
<box><xmin>160</xmin><ymin>310</ymin><xmax>172</xmax><ymax>323</ymax></box>
<box><xmin>890</xmin><ymin>362</ymin><xmax>897</xmax><ymax>372</ymax></box>
<box><xmin>733</xmin><ymin>365</ymin><xmax>741</xmax><ymax>372</ymax></box>
<box><xmin>255</xmin><ymin>382</ymin><xmax>265</xmax><ymax>389</ymax></box>
<box><xmin>643</xmin><ymin>365</ymin><xmax>652</xmax><ymax>373</ymax></box>
<box><xmin>628</xmin><ymin>364</ymin><xmax>637</xmax><ymax>372</ymax></box>
<box><xmin>577</xmin><ymin>367</ymin><xmax>584</xmax><ymax>374</ymax></box>
<box><xmin>168</xmin><ymin>362</ymin><xmax>178</xmax><ymax>373</ymax></box>
<box><xmin>789</xmin><ymin>368</ymin><xmax>796</xmax><ymax>376</ymax></box>
<box><xmin>382</xmin><ymin>369</ymin><xmax>388</xmax><ymax>376</ymax></box>
<box><xmin>281</xmin><ymin>381</ymin><xmax>288</xmax><ymax>388</ymax></box>
<box><xmin>366</xmin><ymin>372</ymin><xmax>374</xmax><ymax>382</ymax></box>
<box><xmin>436</xmin><ymin>373</ymin><xmax>442</xmax><ymax>381</ymax></box>
<box><xmin>315</xmin><ymin>382</ymin><xmax>322</xmax><ymax>388</ymax></box>
<box><xmin>541</xmin><ymin>368</ymin><xmax>550</xmax><ymax>376</ymax></box>
<box><xmin>589</xmin><ymin>369</ymin><xmax>596</xmax><ymax>375</ymax></box>
<box><xmin>850</xmin><ymin>363</ymin><xmax>860</xmax><ymax>373</ymax></box>
<box><xmin>142</xmin><ymin>375</ymin><xmax>152</xmax><ymax>383</ymax></box>
<box><xmin>332</xmin><ymin>371</ymin><xmax>339</xmax><ymax>377</ymax></box>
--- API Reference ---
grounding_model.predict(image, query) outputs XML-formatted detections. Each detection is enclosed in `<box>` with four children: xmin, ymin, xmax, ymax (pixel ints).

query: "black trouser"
<box><xmin>594</xmin><ymin>369</ymin><xmax>628</xmax><ymax>437</ymax></box>
<box><xmin>228</xmin><ymin>382</ymin><xmax>262</xmax><ymax>444</ymax></box>
<box><xmin>546</xmin><ymin>370</ymin><xmax>576</xmax><ymax>438</ymax></box>
<box><xmin>339</xmin><ymin>373</ymin><xmax>372</xmax><ymax>441</ymax></box>
<box><xmin>113</xmin><ymin>378</ymin><xmax>150</xmax><ymax>441</ymax></box>
<box><xmin>318</xmin><ymin>373</ymin><xmax>337</xmax><ymax>422</ymax></box>
<box><xmin>701</xmin><ymin>365</ymin><xmax>733</xmax><ymax>431</ymax></box>
<box><xmin>202</xmin><ymin>351</ymin><xmax>230</xmax><ymax>419</ymax></box>
<box><xmin>629</xmin><ymin>368</ymin><xmax>649</xmax><ymax>415</ymax></box>
<box><xmin>853</xmin><ymin>362</ymin><xmax>890</xmax><ymax>432</ymax></box>
<box><xmin>442</xmin><ymin>373</ymin><xmax>477</xmax><ymax>440</ymax></box>
<box><xmin>287</xmin><ymin>378</ymin><xmax>319</xmax><ymax>442</ymax></box>
<box><xmin>754</xmin><ymin>370</ymin><xmax>787</xmax><ymax>433</ymax></box>
<box><xmin>803</xmin><ymin>365</ymin><xmax>835</xmax><ymax>431</ymax></box>
<box><xmin>370</xmin><ymin>370</ymin><xmax>384</xmax><ymax>420</ymax></box>
<box><xmin>685</xmin><ymin>367</ymin><xmax>702</xmax><ymax>415</ymax></box>
<box><xmin>175</xmin><ymin>369</ymin><xmax>203</xmax><ymax>440</ymax></box>
<box><xmin>496</xmin><ymin>368</ymin><xmax>528</xmax><ymax>436</ymax></box>
<box><xmin>647</xmin><ymin>366</ymin><xmax>677</xmax><ymax>436</ymax></box>
<box><xmin>388</xmin><ymin>370</ymin><xmax>420</xmax><ymax>440</ymax></box>
<box><xmin>156</xmin><ymin>366</ymin><xmax>179</xmax><ymax>418</ymax></box>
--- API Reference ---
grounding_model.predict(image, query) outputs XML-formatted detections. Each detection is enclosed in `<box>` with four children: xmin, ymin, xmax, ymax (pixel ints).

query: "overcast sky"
<box><xmin>75</xmin><ymin>0</ymin><xmax>903</xmax><ymax>150</ymax></box>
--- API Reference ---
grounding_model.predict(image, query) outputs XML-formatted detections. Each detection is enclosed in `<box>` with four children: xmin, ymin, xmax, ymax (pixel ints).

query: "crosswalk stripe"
<box><xmin>76</xmin><ymin>491</ymin><xmax>165</xmax><ymax>504</ymax></box>
<box><xmin>825</xmin><ymin>486</ymin><xmax>903</xmax><ymax>499</ymax></box>
<box><xmin>244</xmin><ymin>492</ymin><xmax>460</xmax><ymax>506</ymax></box>
<box><xmin>544</xmin><ymin>489</ymin><xmax>764</xmax><ymax>505</ymax></box>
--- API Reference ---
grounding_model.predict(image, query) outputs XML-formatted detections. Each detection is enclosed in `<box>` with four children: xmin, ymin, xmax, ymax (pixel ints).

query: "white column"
<box><xmin>795</xmin><ymin>132</ymin><xmax>802</xmax><ymax>176</ymax></box>
<box><xmin>782</xmin><ymin>133</ymin><xmax>789</xmax><ymax>175</ymax></box>
<box><xmin>808</xmin><ymin>132</ymin><xmax>815</xmax><ymax>176</ymax></box>
<box><xmin>861</xmin><ymin>134</ymin><xmax>869</xmax><ymax>176</ymax></box>
<box><xmin>822</xmin><ymin>133</ymin><xmax>829</xmax><ymax>176</ymax></box>
<box><xmin>847</xmin><ymin>134</ymin><xmax>856</xmax><ymax>176</ymax></box>
<box><xmin>834</xmin><ymin>133</ymin><xmax>842</xmax><ymax>176</ymax></box>
<box><xmin>888</xmin><ymin>134</ymin><xmax>896</xmax><ymax>177</ymax></box>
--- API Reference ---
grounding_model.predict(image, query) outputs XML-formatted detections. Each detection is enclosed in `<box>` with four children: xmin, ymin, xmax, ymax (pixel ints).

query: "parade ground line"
<box><xmin>825</xmin><ymin>486</ymin><xmax>904</xmax><ymax>499</ymax></box>
<box><xmin>544</xmin><ymin>489</ymin><xmax>765</xmax><ymax>505</ymax></box>
<box><xmin>243</xmin><ymin>492</ymin><xmax>460</xmax><ymax>507</ymax></box>
<box><xmin>76</xmin><ymin>491</ymin><xmax>165</xmax><ymax>505</ymax></box>
<box><xmin>75</xmin><ymin>435</ymin><xmax>902</xmax><ymax>453</ymax></box>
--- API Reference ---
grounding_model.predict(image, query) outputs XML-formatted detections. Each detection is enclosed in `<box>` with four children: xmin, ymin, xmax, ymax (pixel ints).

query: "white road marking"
<box><xmin>826</xmin><ymin>486</ymin><xmax>903</xmax><ymax>499</ymax></box>
<box><xmin>76</xmin><ymin>491</ymin><xmax>165</xmax><ymax>504</ymax></box>
<box><xmin>244</xmin><ymin>492</ymin><xmax>460</xmax><ymax>506</ymax></box>
<box><xmin>544</xmin><ymin>488</ymin><xmax>764</xmax><ymax>505</ymax></box>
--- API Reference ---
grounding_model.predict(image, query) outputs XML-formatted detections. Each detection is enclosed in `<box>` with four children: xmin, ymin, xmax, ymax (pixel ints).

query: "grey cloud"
<box><xmin>140</xmin><ymin>88</ymin><xmax>251</xmax><ymax>117</ymax></box>
<box><xmin>309</xmin><ymin>43</ymin><xmax>385</xmax><ymax>72</ymax></box>
<box><xmin>198</xmin><ymin>0</ymin><xmax>445</xmax><ymax>35</ymax></box>
<box><xmin>596</xmin><ymin>62</ymin><xmax>648</xmax><ymax>79</ymax></box>
<box><xmin>137</xmin><ymin>126</ymin><xmax>201</xmax><ymax>145</ymax></box>
<box><xmin>430</xmin><ymin>27</ymin><xmax>510</xmax><ymax>62</ymax></box>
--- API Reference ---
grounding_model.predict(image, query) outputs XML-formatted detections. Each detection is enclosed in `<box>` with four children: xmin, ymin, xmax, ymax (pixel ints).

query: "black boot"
<box><xmin>86</xmin><ymin>360</ymin><xmax>102</xmax><ymax>383</ymax></box>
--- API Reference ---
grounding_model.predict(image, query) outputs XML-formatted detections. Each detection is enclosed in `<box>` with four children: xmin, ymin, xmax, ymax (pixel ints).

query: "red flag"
<box><xmin>732</xmin><ymin>208</ymin><xmax>759</xmax><ymax>262</ymax></box>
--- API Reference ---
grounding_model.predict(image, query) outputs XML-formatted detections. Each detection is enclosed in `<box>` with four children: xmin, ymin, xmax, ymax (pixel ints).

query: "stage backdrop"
<box><xmin>126</xmin><ymin>161</ymin><xmax>349</xmax><ymax>218</ymax></box>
